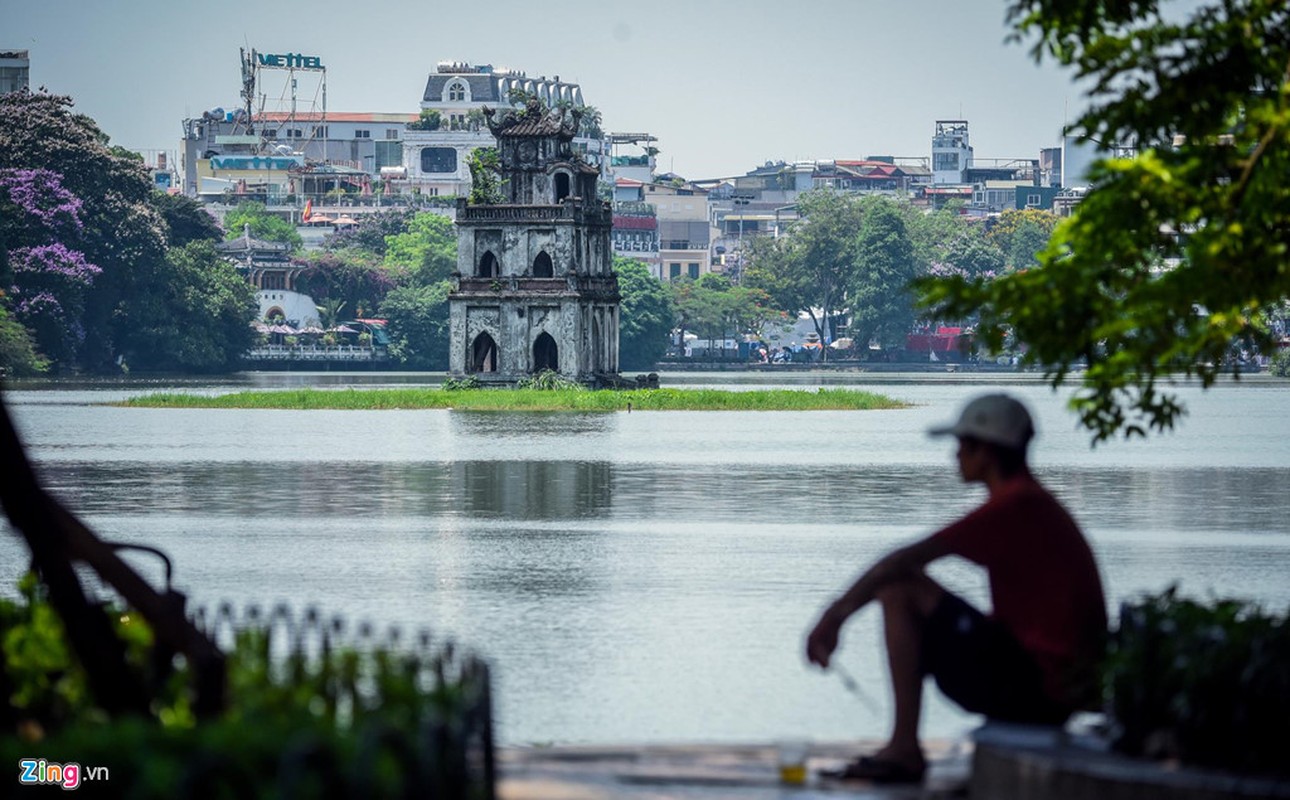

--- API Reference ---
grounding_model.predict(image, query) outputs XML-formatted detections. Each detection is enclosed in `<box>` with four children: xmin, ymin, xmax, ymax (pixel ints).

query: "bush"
<box><xmin>1104</xmin><ymin>587</ymin><xmax>1290</xmax><ymax>775</ymax></box>
<box><xmin>0</xmin><ymin>577</ymin><xmax>495</xmax><ymax>797</ymax></box>
<box><xmin>1270</xmin><ymin>347</ymin><xmax>1290</xmax><ymax>377</ymax></box>
<box><xmin>516</xmin><ymin>369</ymin><xmax>584</xmax><ymax>391</ymax></box>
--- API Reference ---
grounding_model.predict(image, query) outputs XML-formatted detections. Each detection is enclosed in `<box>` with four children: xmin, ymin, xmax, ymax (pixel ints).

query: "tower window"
<box><xmin>533</xmin><ymin>251</ymin><xmax>554</xmax><ymax>278</ymax></box>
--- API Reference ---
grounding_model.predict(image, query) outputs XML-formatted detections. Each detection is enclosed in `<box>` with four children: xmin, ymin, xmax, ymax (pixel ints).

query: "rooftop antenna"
<box><xmin>239</xmin><ymin>47</ymin><xmax>256</xmax><ymax>136</ymax></box>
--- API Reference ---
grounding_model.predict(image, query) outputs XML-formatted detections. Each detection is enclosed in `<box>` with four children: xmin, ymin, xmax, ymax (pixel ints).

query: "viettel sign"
<box><xmin>257</xmin><ymin>52</ymin><xmax>323</xmax><ymax>70</ymax></box>
<box><xmin>211</xmin><ymin>155</ymin><xmax>303</xmax><ymax>170</ymax></box>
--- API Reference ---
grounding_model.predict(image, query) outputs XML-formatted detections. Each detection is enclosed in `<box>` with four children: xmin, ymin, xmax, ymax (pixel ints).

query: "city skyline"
<box><xmin>3</xmin><ymin>0</ymin><xmax>1087</xmax><ymax>179</ymax></box>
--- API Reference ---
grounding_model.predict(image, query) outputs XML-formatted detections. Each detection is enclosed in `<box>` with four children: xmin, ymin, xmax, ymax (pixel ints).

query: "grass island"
<box><xmin>120</xmin><ymin>387</ymin><xmax>906</xmax><ymax>412</ymax></box>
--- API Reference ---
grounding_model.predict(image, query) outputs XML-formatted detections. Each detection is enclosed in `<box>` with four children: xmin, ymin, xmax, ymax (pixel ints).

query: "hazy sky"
<box><xmin>3</xmin><ymin>0</ymin><xmax>1086</xmax><ymax>178</ymax></box>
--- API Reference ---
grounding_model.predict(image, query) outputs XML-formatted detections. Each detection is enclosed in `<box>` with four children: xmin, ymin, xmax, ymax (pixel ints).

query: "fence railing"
<box><xmin>246</xmin><ymin>345</ymin><xmax>388</xmax><ymax>361</ymax></box>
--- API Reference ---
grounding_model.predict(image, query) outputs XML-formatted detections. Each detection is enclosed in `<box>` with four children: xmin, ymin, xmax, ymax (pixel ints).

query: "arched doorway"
<box><xmin>471</xmin><ymin>332</ymin><xmax>498</xmax><ymax>373</ymax></box>
<box><xmin>532</xmin><ymin>251</ymin><xmax>554</xmax><ymax>278</ymax></box>
<box><xmin>478</xmin><ymin>251</ymin><xmax>498</xmax><ymax>278</ymax></box>
<box><xmin>532</xmin><ymin>332</ymin><xmax>558</xmax><ymax>372</ymax></box>
<box><xmin>554</xmin><ymin>172</ymin><xmax>571</xmax><ymax>202</ymax></box>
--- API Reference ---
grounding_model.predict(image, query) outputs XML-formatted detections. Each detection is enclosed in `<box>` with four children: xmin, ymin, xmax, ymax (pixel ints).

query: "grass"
<box><xmin>119</xmin><ymin>387</ymin><xmax>906</xmax><ymax>412</ymax></box>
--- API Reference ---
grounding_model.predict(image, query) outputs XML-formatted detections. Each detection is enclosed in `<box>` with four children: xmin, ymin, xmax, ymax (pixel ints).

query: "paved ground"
<box><xmin>497</xmin><ymin>740</ymin><xmax>972</xmax><ymax>800</ymax></box>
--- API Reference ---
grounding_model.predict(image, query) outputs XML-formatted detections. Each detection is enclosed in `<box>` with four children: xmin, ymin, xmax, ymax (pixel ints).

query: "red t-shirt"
<box><xmin>931</xmin><ymin>473</ymin><xmax>1107</xmax><ymax>706</ymax></box>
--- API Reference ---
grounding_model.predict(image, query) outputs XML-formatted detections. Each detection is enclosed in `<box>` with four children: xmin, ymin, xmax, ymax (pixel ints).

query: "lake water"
<box><xmin>3</xmin><ymin>372</ymin><xmax>1288</xmax><ymax>746</ymax></box>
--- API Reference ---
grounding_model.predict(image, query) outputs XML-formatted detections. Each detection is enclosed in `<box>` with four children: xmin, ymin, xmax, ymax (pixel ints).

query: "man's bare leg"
<box><xmin>871</xmin><ymin>572</ymin><xmax>944</xmax><ymax>772</ymax></box>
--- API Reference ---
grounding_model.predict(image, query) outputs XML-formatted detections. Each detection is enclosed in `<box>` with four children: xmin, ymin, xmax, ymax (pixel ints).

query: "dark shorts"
<box><xmin>921</xmin><ymin>593</ymin><xmax>1070</xmax><ymax>724</ymax></box>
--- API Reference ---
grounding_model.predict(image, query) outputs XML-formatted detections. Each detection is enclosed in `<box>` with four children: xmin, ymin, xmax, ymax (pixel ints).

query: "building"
<box><xmin>421</xmin><ymin>61</ymin><xmax>584</xmax><ymax>126</ymax></box>
<box><xmin>643</xmin><ymin>181</ymin><xmax>711</xmax><ymax>281</ymax></box>
<box><xmin>447</xmin><ymin>101</ymin><xmax>619</xmax><ymax>382</ymax></box>
<box><xmin>216</xmin><ymin>227</ymin><xmax>318</xmax><ymax>326</ymax></box>
<box><xmin>181</xmin><ymin>110</ymin><xmax>416</xmax><ymax>201</ymax></box>
<box><xmin>407</xmin><ymin>62</ymin><xmax>601</xmax><ymax>198</ymax></box>
<box><xmin>0</xmin><ymin>50</ymin><xmax>28</xmax><ymax>94</ymax></box>
<box><xmin>932</xmin><ymin>120</ymin><xmax>973</xmax><ymax>184</ymax></box>
<box><xmin>402</xmin><ymin>126</ymin><xmax>493</xmax><ymax>198</ymax></box>
<box><xmin>611</xmin><ymin>179</ymin><xmax>660</xmax><ymax>273</ymax></box>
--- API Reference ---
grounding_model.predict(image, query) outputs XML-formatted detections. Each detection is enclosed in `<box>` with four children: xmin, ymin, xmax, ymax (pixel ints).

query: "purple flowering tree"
<box><xmin>0</xmin><ymin>168</ymin><xmax>101</xmax><ymax>365</ymax></box>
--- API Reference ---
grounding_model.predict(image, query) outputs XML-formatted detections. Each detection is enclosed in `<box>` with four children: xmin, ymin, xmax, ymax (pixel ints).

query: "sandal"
<box><xmin>819</xmin><ymin>755</ymin><xmax>925</xmax><ymax>784</ymax></box>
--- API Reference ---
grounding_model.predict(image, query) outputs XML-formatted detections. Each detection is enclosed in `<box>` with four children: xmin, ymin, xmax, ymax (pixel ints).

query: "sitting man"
<box><xmin>806</xmin><ymin>393</ymin><xmax>1107</xmax><ymax>783</ymax></box>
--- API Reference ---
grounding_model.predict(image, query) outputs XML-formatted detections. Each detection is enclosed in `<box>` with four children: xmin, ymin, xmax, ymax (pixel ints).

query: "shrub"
<box><xmin>1270</xmin><ymin>347</ymin><xmax>1290</xmax><ymax>377</ymax></box>
<box><xmin>516</xmin><ymin>369</ymin><xmax>584</xmax><ymax>391</ymax></box>
<box><xmin>0</xmin><ymin>578</ymin><xmax>495</xmax><ymax>797</ymax></box>
<box><xmin>1104</xmin><ymin>587</ymin><xmax>1290</xmax><ymax>775</ymax></box>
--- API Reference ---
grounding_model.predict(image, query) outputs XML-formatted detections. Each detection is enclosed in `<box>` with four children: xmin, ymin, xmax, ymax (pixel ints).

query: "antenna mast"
<box><xmin>239</xmin><ymin>47</ymin><xmax>257</xmax><ymax>135</ymax></box>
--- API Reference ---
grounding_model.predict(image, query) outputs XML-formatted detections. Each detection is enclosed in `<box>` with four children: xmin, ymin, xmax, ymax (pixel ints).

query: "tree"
<box><xmin>903</xmin><ymin>204</ymin><xmax>969</xmax><ymax>269</ymax></box>
<box><xmin>0</xmin><ymin>305</ymin><xmax>48</xmax><ymax>375</ymax></box>
<box><xmin>405</xmin><ymin>109</ymin><xmax>442</xmax><ymax>132</ymax></box>
<box><xmin>296</xmin><ymin>249</ymin><xmax>396</xmax><ymax>319</ymax></box>
<box><xmin>222</xmin><ymin>201</ymin><xmax>302</xmax><ymax>249</ymax></box>
<box><xmin>983</xmin><ymin>208</ymin><xmax>1059</xmax><ymax>271</ymax></box>
<box><xmin>671</xmin><ymin>272</ymin><xmax>780</xmax><ymax>359</ymax></box>
<box><xmin>918</xmin><ymin>0</ymin><xmax>1290</xmax><ymax>442</ymax></box>
<box><xmin>943</xmin><ymin>233</ymin><xmax>1006</xmax><ymax>279</ymax></box>
<box><xmin>0</xmin><ymin>91</ymin><xmax>170</xmax><ymax>371</ymax></box>
<box><xmin>614</xmin><ymin>256</ymin><xmax>673</xmax><ymax>370</ymax></box>
<box><xmin>115</xmin><ymin>241</ymin><xmax>257</xmax><ymax>372</ymax></box>
<box><xmin>150</xmin><ymin>191</ymin><xmax>221</xmax><ymax>247</ymax></box>
<box><xmin>324</xmin><ymin>210</ymin><xmax>414</xmax><ymax>255</ymax></box>
<box><xmin>379</xmin><ymin>281</ymin><xmax>452</xmax><ymax>370</ymax></box>
<box><xmin>849</xmin><ymin>198</ymin><xmax>919</xmax><ymax>351</ymax></box>
<box><xmin>0</xmin><ymin>168</ymin><xmax>101</xmax><ymax>366</ymax></box>
<box><xmin>382</xmin><ymin>212</ymin><xmax>457</xmax><ymax>285</ymax></box>
<box><xmin>745</xmin><ymin>189</ymin><xmax>866</xmax><ymax>360</ymax></box>
<box><xmin>467</xmin><ymin>147</ymin><xmax>503</xmax><ymax>205</ymax></box>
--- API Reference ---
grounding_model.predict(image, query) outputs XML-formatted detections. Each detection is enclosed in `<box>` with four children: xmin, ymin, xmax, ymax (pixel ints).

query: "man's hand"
<box><xmin>805</xmin><ymin>610</ymin><xmax>842</xmax><ymax>668</ymax></box>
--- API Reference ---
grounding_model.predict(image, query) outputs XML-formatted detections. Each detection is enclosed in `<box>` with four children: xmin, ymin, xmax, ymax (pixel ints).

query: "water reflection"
<box><xmin>38</xmin><ymin>459</ymin><xmax>615</xmax><ymax>520</ymax></box>
<box><xmin>450</xmin><ymin>411</ymin><xmax>615</xmax><ymax>438</ymax></box>
<box><xmin>34</xmin><ymin>459</ymin><xmax>1288</xmax><ymax>537</ymax></box>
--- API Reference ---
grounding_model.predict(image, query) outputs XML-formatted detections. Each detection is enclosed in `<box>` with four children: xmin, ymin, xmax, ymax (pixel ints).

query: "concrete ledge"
<box><xmin>971</xmin><ymin>723</ymin><xmax>1290</xmax><ymax>800</ymax></box>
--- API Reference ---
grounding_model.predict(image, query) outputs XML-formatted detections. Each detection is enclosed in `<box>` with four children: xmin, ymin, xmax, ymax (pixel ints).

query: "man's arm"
<box><xmin>805</xmin><ymin>534</ymin><xmax>951</xmax><ymax>668</ymax></box>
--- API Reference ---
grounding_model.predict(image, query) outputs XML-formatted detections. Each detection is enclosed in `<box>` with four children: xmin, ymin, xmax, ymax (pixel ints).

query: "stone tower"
<box><xmin>447</xmin><ymin>100</ymin><xmax>619</xmax><ymax>383</ymax></box>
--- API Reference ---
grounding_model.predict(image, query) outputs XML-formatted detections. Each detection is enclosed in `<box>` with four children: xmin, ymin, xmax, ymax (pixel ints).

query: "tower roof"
<box><xmin>484</xmin><ymin>99</ymin><xmax>580</xmax><ymax>139</ymax></box>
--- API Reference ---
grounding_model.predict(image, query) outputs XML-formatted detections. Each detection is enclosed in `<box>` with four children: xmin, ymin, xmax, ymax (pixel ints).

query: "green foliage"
<box><xmin>1271</xmin><ymin>347</ymin><xmax>1290</xmax><ymax>377</ymax></box>
<box><xmin>382</xmin><ymin>212</ymin><xmax>457</xmax><ymax>285</ymax></box>
<box><xmin>149</xmin><ymin>191</ymin><xmax>221</xmax><ymax>247</ymax></box>
<box><xmin>1105</xmin><ymin>588</ymin><xmax>1290</xmax><ymax>775</ymax></box>
<box><xmin>747</xmin><ymin>192</ymin><xmax>920</xmax><ymax>355</ymax></box>
<box><xmin>0</xmin><ymin>305</ymin><xmax>49</xmax><ymax>375</ymax></box>
<box><xmin>223</xmin><ymin>201</ymin><xmax>302</xmax><ymax>249</ymax></box>
<box><xmin>378</xmin><ymin>280</ymin><xmax>452</xmax><ymax>369</ymax></box>
<box><xmin>1</xmin><ymin>573</ymin><xmax>162</xmax><ymax>731</ymax></box>
<box><xmin>0</xmin><ymin>91</ymin><xmax>170</xmax><ymax>371</ymax></box>
<box><xmin>442</xmin><ymin>375</ymin><xmax>481</xmax><ymax>391</ymax></box>
<box><xmin>944</xmin><ymin>233</ymin><xmax>1006</xmax><ymax>278</ymax></box>
<box><xmin>745</xmin><ymin>190</ymin><xmax>866</xmax><ymax>356</ymax></box>
<box><xmin>0</xmin><ymin>578</ymin><xmax>493</xmax><ymax>796</ymax></box>
<box><xmin>124</xmin><ymin>387</ymin><xmax>907</xmax><ymax>411</ymax></box>
<box><xmin>116</xmin><ymin>241</ymin><xmax>258</xmax><ymax>372</ymax></box>
<box><xmin>615</xmin><ymin>256</ymin><xmax>674</xmax><ymax>370</ymax></box>
<box><xmin>467</xmin><ymin>147</ymin><xmax>503</xmax><ymax>205</ymax></box>
<box><xmin>671</xmin><ymin>273</ymin><xmax>782</xmax><ymax>358</ymax></box>
<box><xmin>921</xmin><ymin>1</ymin><xmax>1290</xmax><ymax>443</ymax></box>
<box><xmin>404</xmin><ymin>108</ymin><xmax>441</xmax><ymax>131</ymax></box>
<box><xmin>516</xmin><ymin>369</ymin><xmax>585</xmax><ymax>391</ymax></box>
<box><xmin>850</xmin><ymin>199</ymin><xmax>919</xmax><ymax>350</ymax></box>
<box><xmin>323</xmin><ymin>210</ymin><xmax>414</xmax><ymax>255</ymax></box>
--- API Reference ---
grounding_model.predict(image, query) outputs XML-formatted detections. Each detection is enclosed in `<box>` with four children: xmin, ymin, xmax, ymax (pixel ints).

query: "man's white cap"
<box><xmin>928</xmin><ymin>393</ymin><xmax>1035</xmax><ymax>449</ymax></box>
